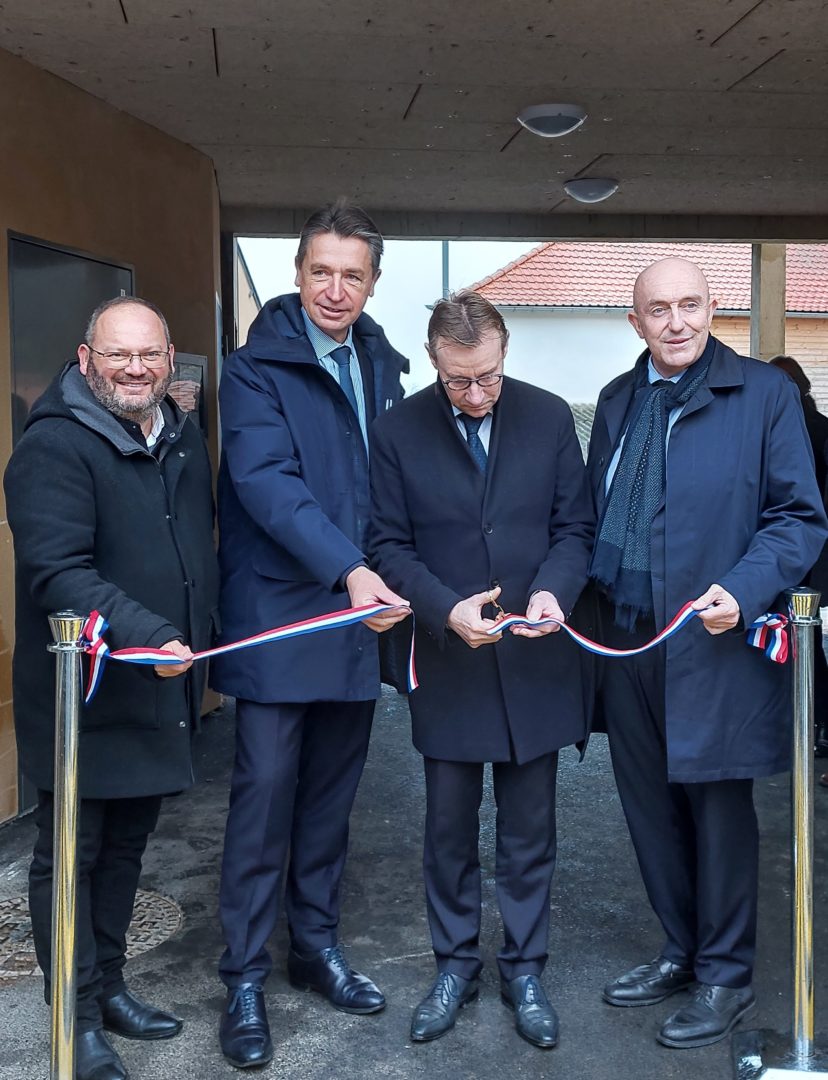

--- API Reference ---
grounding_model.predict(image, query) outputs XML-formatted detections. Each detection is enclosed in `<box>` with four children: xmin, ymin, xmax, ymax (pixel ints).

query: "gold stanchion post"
<box><xmin>47</xmin><ymin>611</ymin><xmax>85</xmax><ymax>1080</ymax></box>
<box><xmin>732</xmin><ymin>587</ymin><xmax>828</xmax><ymax>1078</ymax></box>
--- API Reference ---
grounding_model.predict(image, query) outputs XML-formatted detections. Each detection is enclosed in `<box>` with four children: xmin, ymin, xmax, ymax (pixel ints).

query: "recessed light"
<box><xmin>563</xmin><ymin>177</ymin><xmax>619</xmax><ymax>203</ymax></box>
<box><xmin>516</xmin><ymin>103</ymin><xmax>587</xmax><ymax>138</ymax></box>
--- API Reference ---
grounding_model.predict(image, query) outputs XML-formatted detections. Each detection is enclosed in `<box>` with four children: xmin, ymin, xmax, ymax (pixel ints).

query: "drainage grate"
<box><xmin>0</xmin><ymin>890</ymin><xmax>183</xmax><ymax>984</ymax></box>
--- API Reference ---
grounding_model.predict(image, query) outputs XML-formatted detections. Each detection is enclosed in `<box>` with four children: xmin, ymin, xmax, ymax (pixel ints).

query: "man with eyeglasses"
<box><xmin>368</xmin><ymin>291</ymin><xmax>594</xmax><ymax>1049</ymax></box>
<box><xmin>4</xmin><ymin>296</ymin><xmax>218</xmax><ymax>1080</ymax></box>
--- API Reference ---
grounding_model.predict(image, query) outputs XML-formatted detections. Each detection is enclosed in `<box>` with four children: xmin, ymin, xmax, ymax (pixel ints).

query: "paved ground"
<box><xmin>1</xmin><ymin>688</ymin><xmax>827</xmax><ymax>1080</ymax></box>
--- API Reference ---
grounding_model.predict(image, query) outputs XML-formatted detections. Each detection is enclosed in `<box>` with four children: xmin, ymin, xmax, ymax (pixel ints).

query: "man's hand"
<box><xmin>692</xmin><ymin>583</ymin><xmax>741</xmax><ymax>635</ymax></box>
<box><xmin>155</xmin><ymin>639</ymin><xmax>194</xmax><ymax>677</ymax></box>
<box><xmin>510</xmin><ymin>590</ymin><xmax>565</xmax><ymax>638</ymax></box>
<box><xmin>447</xmin><ymin>587</ymin><xmax>504</xmax><ymax>648</ymax></box>
<box><xmin>346</xmin><ymin>566</ymin><xmax>411</xmax><ymax>633</ymax></box>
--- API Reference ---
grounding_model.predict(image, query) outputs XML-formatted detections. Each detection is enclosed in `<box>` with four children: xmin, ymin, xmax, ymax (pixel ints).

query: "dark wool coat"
<box><xmin>210</xmin><ymin>293</ymin><xmax>407</xmax><ymax>704</ymax></box>
<box><xmin>368</xmin><ymin>377</ymin><xmax>595</xmax><ymax>765</ymax></box>
<box><xmin>3</xmin><ymin>362</ymin><xmax>219</xmax><ymax>798</ymax></box>
<box><xmin>587</xmin><ymin>337</ymin><xmax>828</xmax><ymax>782</ymax></box>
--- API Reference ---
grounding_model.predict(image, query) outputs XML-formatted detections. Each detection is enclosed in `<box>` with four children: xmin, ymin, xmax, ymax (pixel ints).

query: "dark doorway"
<box><xmin>8</xmin><ymin>234</ymin><xmax>133</xmax><ymax>811</ymax></box>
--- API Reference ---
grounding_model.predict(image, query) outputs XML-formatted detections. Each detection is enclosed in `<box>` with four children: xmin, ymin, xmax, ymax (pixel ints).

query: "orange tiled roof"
<box><xmin>470</xmin><ymin>243</ymin><xmax>828</xmax><ymax>313</ymax></box>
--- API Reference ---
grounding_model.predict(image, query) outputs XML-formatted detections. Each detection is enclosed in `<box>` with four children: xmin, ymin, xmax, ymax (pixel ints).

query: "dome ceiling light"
<box><xmin>516</xmin><ymin>103</ymin><xmax>587</xmax><ymax>138</ymax></box>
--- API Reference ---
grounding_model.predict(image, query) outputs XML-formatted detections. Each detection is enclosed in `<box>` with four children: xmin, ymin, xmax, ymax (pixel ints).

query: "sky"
<box><xmin>238</xmin><ymin>238</ymin><xmax>537</xmax><ymax>392</ymax></box>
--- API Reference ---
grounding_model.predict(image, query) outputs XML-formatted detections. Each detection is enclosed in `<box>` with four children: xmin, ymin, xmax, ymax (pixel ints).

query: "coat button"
<box><xmin>491</xmin><ymin>578</ymin><xmax>500</xmax><ymax>588</ymax></box>
<box><xmin>178</xmin><ymin>451</ymin><xmax>185</xmax><ymax>458</ymax></box>
<box><xmin>598</xmin><ymin>456</ymin><xmax>605</xmax><ymax>467</ymax></box>
<box><xmin>165</xmin><ymin>514</ymin><xmax>171</xmax><ymax>520</ymax></box>
<box><xmin>484</xmin><ymin>524</ymin><xmax>493</xmax><ymax>535</ymax></box>
<box><xmin>179</xmin><ymin>721</ymin><xmax>186</xmax><ymax>728</ymax></box>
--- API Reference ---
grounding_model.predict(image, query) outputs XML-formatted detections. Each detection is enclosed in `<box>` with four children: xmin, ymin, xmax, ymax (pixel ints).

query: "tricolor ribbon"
<box><xmin>488</xmin><ymin>601</ymin><xmax>789</xmax><ymax>663</ymax></box>
<box><xmin>80</xmin><ymin>604</ymin><xmax>417</xmax><ymax>705</ymax></box>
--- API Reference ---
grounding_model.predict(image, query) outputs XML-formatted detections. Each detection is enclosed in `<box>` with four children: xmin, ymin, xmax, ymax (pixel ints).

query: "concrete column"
<box><xmin>750</xmin><ymin>243</ymin><xmax>786</xmax><ymax>360</ymax></box>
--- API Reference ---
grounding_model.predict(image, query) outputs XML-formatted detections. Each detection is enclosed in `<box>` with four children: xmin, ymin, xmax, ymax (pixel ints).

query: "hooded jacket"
<box><xmin>4</xmin><ymin>361</ymin><xmax>219</xmax><ymax>798</ymax></box>
<box><xmin>211</xmin><ymin>293</ymin><xmax>407</xmax><ymax>703</ymax></box>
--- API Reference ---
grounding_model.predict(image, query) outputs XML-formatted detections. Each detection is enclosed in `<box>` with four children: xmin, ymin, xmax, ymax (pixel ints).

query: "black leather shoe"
<box><xmin>288</xmin><ymin>945</ymin><xmax>385</xmax><ymax>1014</ymax></box>
<box><xmin>410</xmin><ymin>972</ymin><xmax>479</xmax><ymax>1042</ymax></box>
<box><xmin>219</xmin><ymin>983</ymin><xmax>273</xmax><ymax>1070</ymax></box>
<box><xmin>815</xmin><ymin>723</ymin><xmax>828</xmax><ymax>757</ymax></box>
<box><xmin>603</xmin><ymin>956</ymin><xmax>695</xmax><ymax>1007</ymax></box>
<box><xmin>658</xmin><ymin>983</ymin><xmax>756</xmax><ymax>1048</ymax></box>
<box><xmin>102</xmin><ymin>989</ymin><xmax>182</xmax><ymax>1040</ymax></box>
<box><xmin>76</xmin><ymin>1029</ymin><xmax>127</xmax><ymax>1080</ymax></box>
<box><xmin>501</xmin><ymin>974</ymin><xmax>559</xmax><ymax>1048</ymax></box>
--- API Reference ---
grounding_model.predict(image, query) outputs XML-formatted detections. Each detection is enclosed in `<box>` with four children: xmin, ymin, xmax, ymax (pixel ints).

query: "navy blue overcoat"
<box><xmin>368</xmin><ymin>377</ymin><xmax>595</xmax><ymax>765</ymax></box>
<box><xmin>587</xmin><ymin>338</ymin><xmax>828</xmax><ymax>782</ymax></box>
<box><xmin>211</xmin><ymin>293</ymin><xmax>407</xmax><ymax>703</ymax></box>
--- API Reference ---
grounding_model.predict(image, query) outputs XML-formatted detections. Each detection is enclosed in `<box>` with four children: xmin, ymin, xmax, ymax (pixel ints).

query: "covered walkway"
<box><xmin>0</xmin><ymin>690</ymin><xmax>825</xmax><ymax>1079</ymax></box>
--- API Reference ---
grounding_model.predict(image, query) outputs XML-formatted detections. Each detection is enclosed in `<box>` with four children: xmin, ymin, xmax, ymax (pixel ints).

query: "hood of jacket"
<box><xmin>24</xmin><ymin>360</ymin><xmax>187</xmax><ymax>455</ymax></box>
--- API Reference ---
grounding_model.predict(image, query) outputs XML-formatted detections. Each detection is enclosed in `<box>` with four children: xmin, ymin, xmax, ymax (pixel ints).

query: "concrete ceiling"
<box><xmin>3</xmin><ymin>0</ymin><xmax>828</xmax><ymax>239</ymax></box>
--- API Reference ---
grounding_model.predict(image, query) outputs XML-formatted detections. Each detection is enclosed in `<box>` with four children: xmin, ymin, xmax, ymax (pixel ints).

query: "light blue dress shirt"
<box><xmin>301</xmin><ymin>308</ymin><xmax>368</xmax><ymax>446</ymax></box>
<box><xmin>452</xmin><ymin>406</ymin><xmax>493</xmax><ymax>452</ymax></box>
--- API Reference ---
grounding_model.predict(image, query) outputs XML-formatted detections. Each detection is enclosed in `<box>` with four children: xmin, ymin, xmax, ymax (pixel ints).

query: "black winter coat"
<box><xmin>4</xmin><ymin>362</ymin><xmax>219</xmax><ymax>798</ymax></box>
<box><xmin>368</xmin><ymin>377</ymin><xmax>595</xmax><ymax>764</ymax></box>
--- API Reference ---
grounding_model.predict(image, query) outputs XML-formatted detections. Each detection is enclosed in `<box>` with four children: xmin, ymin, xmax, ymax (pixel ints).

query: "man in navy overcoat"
<box><xmin>369</xmin><ymin>292</ymin><xmax>594</xmax><ymax>1049</ymax></box>
<box><xmin>589</xmin><ymin>257</ymin><xmax>828</xmax><ymax>1049</ymax></box>
<box><xmin>212</xmin><ymin>202</ymin><xmax>410</xmax><ymax>1069</ymax></box>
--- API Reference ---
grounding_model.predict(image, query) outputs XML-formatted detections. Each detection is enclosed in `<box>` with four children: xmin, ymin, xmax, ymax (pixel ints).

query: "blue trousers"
<box><xmin>601</xmin><ymin>610</ymin><xmax>758</xmax><ymax>988</ymax></box>
<box><xmin>218</xmin><ymin>698</ymin><xmax>374</xmax><ymax>988</ymax></box>
<box><xmin>423</xmin><ymin>752</ymin><xmax>558</xmax><ymax>982</ymax></box>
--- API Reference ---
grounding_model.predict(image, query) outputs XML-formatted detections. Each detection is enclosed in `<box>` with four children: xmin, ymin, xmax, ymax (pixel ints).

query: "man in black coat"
<box><xmin>4</xmin><ymin>297</ymin><xmax>218</xmax><ymax>1080</ymax></box>
<box><xmin>368</xmin><ymin>292</ymin><xmax>594</xmax><ymax>1049</ymax></box>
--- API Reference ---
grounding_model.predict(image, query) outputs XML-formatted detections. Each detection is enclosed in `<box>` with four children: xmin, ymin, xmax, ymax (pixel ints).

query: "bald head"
<box><xmin>629</xmin><ymin>257</ymin><xmax>717</xmax><ymax>377</ymax></box>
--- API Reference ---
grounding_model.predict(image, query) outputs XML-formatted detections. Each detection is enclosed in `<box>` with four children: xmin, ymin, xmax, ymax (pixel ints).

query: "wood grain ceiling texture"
<box><xmin>2</xmin><ymin>0</ymin><xmax>827</xmax><ymax>232</ymax></box>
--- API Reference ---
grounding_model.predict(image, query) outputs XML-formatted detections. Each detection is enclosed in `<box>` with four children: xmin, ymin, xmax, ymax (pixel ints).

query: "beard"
<box><xmin>85</xmin><ymin>359</ymin><xmax>173</xmax><ymax>425</ymax></box>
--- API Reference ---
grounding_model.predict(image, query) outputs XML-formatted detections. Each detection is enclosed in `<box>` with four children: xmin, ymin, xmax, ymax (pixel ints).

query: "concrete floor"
<box><xmin>1</xmin><ymin>688</ymin><xmax>827</xmax><ymax>1080</ymax></box>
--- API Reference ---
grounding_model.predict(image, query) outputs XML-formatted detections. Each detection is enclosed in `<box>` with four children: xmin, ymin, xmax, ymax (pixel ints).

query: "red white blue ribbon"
<box><xmin>488</xmin><ymin>601</ymin><xmax>789</xmax><ymax>663</ymax></box>
<box><xmin>80</xmin><ymin>604</ymin><xmax>417</xmax><ymax>704</ymax></box>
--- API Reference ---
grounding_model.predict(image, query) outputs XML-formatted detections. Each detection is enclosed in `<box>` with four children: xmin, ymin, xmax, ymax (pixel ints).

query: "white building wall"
<box><xmin>500</xmin><ymin>309</ymin><xmax>640</xmax><ymax>404</ymax></box>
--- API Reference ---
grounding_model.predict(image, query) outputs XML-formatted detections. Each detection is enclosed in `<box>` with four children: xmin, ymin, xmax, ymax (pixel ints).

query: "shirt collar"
<box><xmin>301</xmin><ymin>307</ymin><xmax>355</xmax><ymax>361</ymax></box>
<box><xmin>647</xmin><ymin>357</ymin><xmax>682</xmax><ymax>384</ymax></box>
<box><xmin>145</xmin><ymin>406</ymin><xmax>165</xmax><ymax>449</ymax></box>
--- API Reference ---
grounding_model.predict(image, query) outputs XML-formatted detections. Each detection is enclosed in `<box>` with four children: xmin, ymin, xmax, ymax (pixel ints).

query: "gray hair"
<box><xmin>85</xmin><ymin>296</ymin><xmax>171</xmax><ymax>347</ymax></box>
<box><xmin>427</xmin><ymin>291</ymin><xmax>509</xmax><ymax>356</ymax></box>
<box><xmin>295</xmin><ymin>199</ymin><xmax>384</xmax><ymax>276</ymax></box>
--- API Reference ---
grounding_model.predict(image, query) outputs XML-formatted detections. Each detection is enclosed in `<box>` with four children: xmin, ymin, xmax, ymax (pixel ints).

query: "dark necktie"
<box><xmin>460</xmin><ymin>413</ymin><xmax>487</xmax><ymax>473</ymax></box>
<box><xmin>330</xmin><ymin>345</ymin><xmax>359</xmax><ymax>416</ymax></box>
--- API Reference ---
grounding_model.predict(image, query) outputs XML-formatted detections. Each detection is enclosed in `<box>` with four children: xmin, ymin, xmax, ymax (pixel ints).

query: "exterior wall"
<box><xmin>0</xmin><ymin>48</ymin><xmax>220</xmax><ymax>821</ymax></box>
<box><xmin>500</xmin><ymin>308</ymin><xmax>828</xmax><ymax>408</ymax></box>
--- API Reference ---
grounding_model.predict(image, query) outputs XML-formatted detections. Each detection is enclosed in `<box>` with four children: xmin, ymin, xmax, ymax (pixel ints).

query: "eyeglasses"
<box><xmin>442</xmin><ymin>373</ymin><xmax>504</xmax><ymax>392</ymax></box>
<box><xmin>87</xmin><ymin>346</ymin><xmax>170</xmax><ymax>368</ymax></box>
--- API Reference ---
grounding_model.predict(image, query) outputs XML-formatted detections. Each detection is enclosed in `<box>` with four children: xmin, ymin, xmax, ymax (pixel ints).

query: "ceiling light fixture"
<box><xmin>563</xmin><ymin>177</ymin><xmax>619</xmax><ymax>203</ymax></box>
<box><xmin>516</xmin><ymin>103</ymin><xmax>587</xmax><ymax>138</ymax></box>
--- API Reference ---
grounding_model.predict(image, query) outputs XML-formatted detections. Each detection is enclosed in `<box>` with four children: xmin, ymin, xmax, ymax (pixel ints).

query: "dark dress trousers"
<box><xmin>212</xmin><ymin>294</ymin><xmax>407</xmax><ymax>985</ymax></box>
<box><xmin>587</xmin><ymin>338</ymin><xmax>828</xmax><ymax>986</ymax></box>
<box><xmin>4</xmin><ymin>362</ymin><xmax>218</xmax><ymax>1030</ymax></box>
<box><xmin>369</xmin><ymin>377</ymin><xmax>594</xmax><ymax>978</ymax></box>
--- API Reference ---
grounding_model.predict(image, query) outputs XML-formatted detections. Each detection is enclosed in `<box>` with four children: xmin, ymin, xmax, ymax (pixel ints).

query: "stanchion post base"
<box><xmin>733</xmin><ymin>1029</ymin><xmax>828</xmax><ymax>1077</ymax></box>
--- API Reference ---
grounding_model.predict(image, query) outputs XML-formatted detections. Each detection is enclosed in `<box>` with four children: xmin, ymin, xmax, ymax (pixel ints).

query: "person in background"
<box><xmin>769</xmin><ymin>355</ymin><xmax>828</xmax><ymax>763</ymax></box>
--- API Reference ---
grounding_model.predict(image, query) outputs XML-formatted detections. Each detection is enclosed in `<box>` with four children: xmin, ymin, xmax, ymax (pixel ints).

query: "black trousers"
<box><xmin>29</xmin><ymin>790</ymin><xmax>162</xmax><ymax>1032</ymax></box>
<box><xmin>601</xmin><ymin>611</ymin><xmax>758</xmax><ymax>988</ymax></box>
<box><xmin>423</xmin><ymin>752</ymin><xmax>558</xmax><ymax>982</ymax></box>
<box><xmin>218</xmin><ymin>698</ymin><xmax>374</xmax><ymax>988</ymax></box>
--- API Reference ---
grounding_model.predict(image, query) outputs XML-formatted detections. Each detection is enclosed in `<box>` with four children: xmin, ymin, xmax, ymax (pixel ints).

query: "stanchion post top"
<box><xmin>47</xmin><ymin>611</ymin><xmax>86</xmax><ymax>650</ymax></box>
<box><xmin>786</xmin><ymin>587</ymin><xmax>822</xmax><ymax>625</ymax></box>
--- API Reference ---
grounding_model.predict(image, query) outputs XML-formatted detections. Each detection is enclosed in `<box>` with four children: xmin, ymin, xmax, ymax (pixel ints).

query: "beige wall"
<box><xmin>0</xmin><ymin>48</ymin><xmax>221</xmax><ymax>821</ymax></box>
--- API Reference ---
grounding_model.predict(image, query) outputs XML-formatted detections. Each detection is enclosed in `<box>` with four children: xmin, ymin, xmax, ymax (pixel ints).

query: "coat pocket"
<box><xmin>80</xmin><ymin>662</ymin><xmax>161</xmax><ymax>732</ymax></box>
